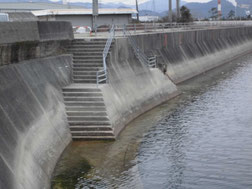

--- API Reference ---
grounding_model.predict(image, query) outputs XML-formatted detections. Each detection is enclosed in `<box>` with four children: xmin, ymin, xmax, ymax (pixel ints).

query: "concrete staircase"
<box><xmin>63</xmin><ymin>39</ymin><xmax>115</xmax><ymax>140</ymax></box>
<box><xmin>68</xmin><ymin>39</ymin><xmax>109</xmax><ymax>84</ymax></box>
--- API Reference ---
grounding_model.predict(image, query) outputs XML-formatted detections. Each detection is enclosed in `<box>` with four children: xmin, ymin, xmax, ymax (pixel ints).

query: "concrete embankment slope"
<box><xmin>1</xmin><ymin>22</ymin><xmax>252</xmax><ymax>189</ymax></box>
<box><xmin>131</xmin><ymin>27</ymin><xmax>252</xmax><ymax>84</ymax></box>
<box><xmin>100</xmin><ymin>37</ymin><xmax>179</xmax><ymax>137</ymax></box>
<box><xmin>0</xmin><ymin>21</ymin><xmax>73</xmax><ymax>189</ymax></box>
<box><xmin>101</xmin><ymin>26</ymin><xmax>252</xmax><ymax>137</ymax></box>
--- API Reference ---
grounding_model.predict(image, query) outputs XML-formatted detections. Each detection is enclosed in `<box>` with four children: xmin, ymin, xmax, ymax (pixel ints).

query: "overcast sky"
<box><xmin>51</xmin><ymin>0</ymin><xmax>237</xmax><ymax>7</ymax></box>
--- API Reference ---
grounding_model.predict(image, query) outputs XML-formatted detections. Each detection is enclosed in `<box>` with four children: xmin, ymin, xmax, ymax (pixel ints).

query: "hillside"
<box><xmin>186</xmin><ymin>0</ymin><xmax>252</xmax><ymax>18</ymax></box>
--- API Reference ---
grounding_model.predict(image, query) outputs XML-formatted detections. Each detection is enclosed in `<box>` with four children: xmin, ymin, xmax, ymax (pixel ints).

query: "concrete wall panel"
<box><xmin>38</xmin><ymin>21</ymin><xmax>74</xmax><ymax>41</ymax></box>
<box><xmin>130</xmin><ymin>27</ymin><xmax>252</xmax><ymax>84</ymax></box>
<box><xmin>100</xmin><ymin>37</ymin><xmax>179</xmax><ymax>136</ymax></box>
<box><xmin>0</xmin><ymin>55</ymin><xmax>72</xmax><ymax>189</ymax></box>
<box><xmin>0</xmin><ymin>22</ymin><xmax>39</xmax><ymax>44</ymax></box>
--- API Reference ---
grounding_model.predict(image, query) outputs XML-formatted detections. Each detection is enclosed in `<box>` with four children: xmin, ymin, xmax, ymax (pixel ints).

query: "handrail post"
<box><xmin>123</xmin><ymin>24</ymin><xmax>126</xmax><ymax>37</ymax></box>
<box><xmin>95</xmin><ymin>24</ymin><xmax>97</xmax><ymax>36</ymax></box>
<box><xmin>96</xmin><ymin>24</ymin><xmax>115</xmax><ymax>85</ymax></box>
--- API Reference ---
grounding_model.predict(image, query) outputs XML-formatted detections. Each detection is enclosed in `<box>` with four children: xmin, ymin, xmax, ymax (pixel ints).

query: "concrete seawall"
<box><xmin>0</xmin><ymin>55</ymin><xmax>72</xmax><ymax>189</ymax></box>
<box><xmin>0</xmin><ymin>21</ymin><xmax>73</xmax><ymax>66</ymax></box>
<box><xmin>100</xmin><ymin>26</ymin><xmax>252</xmax><ymax>137</ymax></box>
<box><xmin>1</xmin><ymin>23</ymin><xmax>252</xmax><ymax>189</ymax></box>
<box><xmin>0</xmin><ymin>21</ymin><xmax>74</xmax><ymax>189</ymax></box>
<box><xmin>132</xmin><ymin>27</ymin><xmax>252</xmax><ymax>83</ymax></box>
<box><xmin>100</xmin><ymin>38</ymin><xmax>178</xmax><ymax>136</ymax></box>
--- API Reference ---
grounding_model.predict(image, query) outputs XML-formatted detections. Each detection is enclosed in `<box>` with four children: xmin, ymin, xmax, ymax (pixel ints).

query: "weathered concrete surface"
<box><xmin>132</xmin><ymin>27</ymin><xmax>252</xmax><ymax>83</ymax></box>
<box><xmin>0</xmin><ymin>21</ymin><xmax>73</xmax><ymax>44</ymax></box>
<box><xmin>100</xmin><ymin>38</ymin><xmax>179</xmax><ymax>136</ymax></box>
<box><xmin>0</xmin><ymin>22</ymin><xmax>39</xmax><ymax>44</ymax></box>
<box><xmin>38</xmin><ymin>21</ymin><xmax>74</xmax><ymax>41</ymax></box>
<box><xmin>0</xmin><ymin>55</ymin><xmax>72</xmax><ymax>189</ymax></box>
<box><xmin>100</xmin><ymin>26</ymin><xmax>252</xmax><ymax>137</ymax></box>
<box><xmin>8</xmin><ymin>12</ymin><xmax>38</xmax><ymax>22</ymax></box>
<box><xmin>2</xmin><ymin>24</ymin><xmax>252</xmax><ymax>189</ymax></box>
<box><xmin>0</xmin><ymin>21</ymin><xmax>73</xmax><ymax>66</ymax></box>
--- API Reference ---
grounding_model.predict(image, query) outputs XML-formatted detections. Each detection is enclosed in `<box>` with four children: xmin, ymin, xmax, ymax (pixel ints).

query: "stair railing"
<box><xmin>124</xmin><ymin>29</ymin><xmax>157</xmax><ymax>68</ymax></box>
<box><xmin>96</xmin><ymin>25</ymin><xmax>115</xmax><ymax>85</ymax></box>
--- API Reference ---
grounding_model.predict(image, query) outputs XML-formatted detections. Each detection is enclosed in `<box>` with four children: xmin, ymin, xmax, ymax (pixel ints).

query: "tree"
<box><xmin>178</xmin><ymin>6</ymin><xmax>193</xmax><ymax>22</ymax></box>
<box><xmin>209</xmin><ymin>7</ymin><xmax>218</xmax><ymax>20</ymax></box>
<box><xmin>160</xmin><ymin>12</ymin><xmax>177</xmax><ymax>22</ymax></box>
<box><xmin>228</xmin><ymin>10</ymin><xmax>235</xmax><ymax>19</ymax></box>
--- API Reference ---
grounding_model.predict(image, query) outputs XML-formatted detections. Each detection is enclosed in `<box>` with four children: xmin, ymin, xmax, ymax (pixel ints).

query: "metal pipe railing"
<box><xmin>96</xmin><ymin>24</ymin><xmax>115</xmax><ymax>85</ymax></box>
<box><xmin>75</xmin><ymin>21</ymin><xmax>251</xmax><ymax>37</ymax></box>
<box><xmin>125</xmin><ymin>29</ymin><xmax>157</xmax><ymax>68</ymax></box>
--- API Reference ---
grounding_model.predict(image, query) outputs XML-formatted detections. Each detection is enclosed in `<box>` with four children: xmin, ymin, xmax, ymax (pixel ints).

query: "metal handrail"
<box><xmin>84</xmin><ymin>21</ymin><xmax>251</xmax><ymax>36</ymax></box>
<box><xmin>125</xmin><ymin>29</ymin><xmax>157</xmax><ymax>68</ymax></box>
<box><xmin>96</xmin><ymin>24</ymin><xmax>115</xmax><ymax>85</ymax></box>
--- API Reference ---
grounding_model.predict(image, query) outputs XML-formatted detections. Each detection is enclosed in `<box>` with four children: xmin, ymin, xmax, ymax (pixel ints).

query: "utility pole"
<box><xmin>168</xmin><ymin>0</ymin><xmax>172</xmax><ymax>22</ymax></box>
<box><xmin>136</xmin><ymin>0</ymin><xmax>139</xmax><ymax>22</ymax></box>
<box><xmin>176</xmin><ymin>0</ymin><xmax>180</xmax><ymax>20</ymax></box>
<box><xmin>92</xmin><ymin>0</ymin><xmax>98</xmax><ymax>31</ymax></box>
<box><xmin>218</xmin><ymin>0</ymin><xmax>222</xmax><ymax>20</ymax></box>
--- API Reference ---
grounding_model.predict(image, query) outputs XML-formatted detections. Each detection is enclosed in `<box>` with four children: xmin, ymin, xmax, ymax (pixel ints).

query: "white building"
<box><xmin>32</xmin><ymin>9</ymin><xmax>137</xmax><ymax>28</ymax></box>
<box><xmin>0</xmin><ymin>3</ymin><xmax>137</xmax><ymax>28</ymax></box>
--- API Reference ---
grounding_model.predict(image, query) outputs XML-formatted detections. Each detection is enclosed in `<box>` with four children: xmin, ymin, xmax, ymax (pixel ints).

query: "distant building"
<box><xmin>0</xmin><ymin>2</ymin><xmax>81</xmax><ymax>12</ymax></box>
<box><xmin>0</xmin><ymin>2</ymin><xmax>137</xmax><ymax>27</ymax></box>
<box><xmin>32</xmin><ymin>9</ymin><xmax>137</xmax><ymax>27</ymax></box>
<box><xmin>135</xmin><ymin>16</ymin><xmax>160</xmax><ymax>22</ymax></box>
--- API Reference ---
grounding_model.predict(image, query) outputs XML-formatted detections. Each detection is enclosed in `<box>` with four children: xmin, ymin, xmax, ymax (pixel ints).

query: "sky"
<box><xmin>50</xmin><ymin>0</ymin><xmax>237</xmax><ymax>7</ymax></box>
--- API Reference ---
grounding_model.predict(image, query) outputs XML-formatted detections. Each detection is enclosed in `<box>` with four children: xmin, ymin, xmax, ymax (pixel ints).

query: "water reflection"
<box><xmin>138</xmin><ymin>56</ymin><xmax>252</xmax><ymax>189</ymax></box>
<box><xmin>52</xmin><ymin>54</ymin><xmax>252</xmax><ymax>189</ymax></box>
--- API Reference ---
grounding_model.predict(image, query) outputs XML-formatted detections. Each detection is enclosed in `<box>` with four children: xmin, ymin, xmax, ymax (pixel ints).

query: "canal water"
<box><xmin>52</xmin><ymin>54</ymin><xmax>252</xmax><ymax>189</ymax></box>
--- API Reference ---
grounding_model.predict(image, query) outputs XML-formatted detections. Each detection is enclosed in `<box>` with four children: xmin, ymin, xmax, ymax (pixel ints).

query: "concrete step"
<box><xmin>73</xmin><ymin>71</ymin><xmax>97</xmax><ymax>75</ymax></box>
<box><xmin>69</xmin><ymin>125</ymin><xmax>112</xmax><ymax>131</ymax></box>
<box><xmin>73</xmin><ymin>64</ymin><xmax>103</xmax><ymax>67</ymax></box>
<box><xmin>64</xmin><ymin>97</ymin><xmax>103</xmax><ymax>101</ymax></box>
<box><xmin>72</xmin><ymin>135</ymin><xmax>115</xmax><ymax>140</ymax></box>
<box><xmin>73</xmin><ymin>79</ymin><xmax>97</xmax><ymax>84</ymax></box>
<box><xmin>72</xmin><ymin>52</ymin><xmax>103</xmax><ymax>56</ymax></box>
<box><xmin>73</xmin><ymin>56</ymin><xmax>103</xmax><ymax>60</ymax></box>
<box><xmin>73</xmin><ymin>67</ymin><xmax>101</xmax><ymax>71</ymax></box>
<box><xmin>69</xmin><ymin>45</ymin><xmax>107</xmax><ymax>49</ymax></box>
<box><xmin>66</xmin><ymin>106</ymin><xmax>106</xmax><ymax>111</ymax></box>
<box><xmin>65</xmin><ymin>102</ymin><xmax>105</xmax><ymax>106</ymax></box>
<box><xmin>73</xmin><ymin>60</ymin><xmax>103</xmax><ymax>63</ymax></box>
<box><xmin>71</xmin><ymin>131</ymin><xmax>114</xmax><ymax>136</ymax></box>
<box><xmin>72</xmin><ymin>39</ymin><xmax>107</xmax><ymax>43</ymax></box>
<box><xmin>69</xmin><ymin>120</ymin><xmax>110</xmax><ymax>126</ymax></box>
<box><xmin>69</xmin><ymin>49</ymin><xmax>110</xmax><ymax>52</ymax></box>
<box><xmin>68</xmin><ymin>49</ymin><xmax>104</xmax><ymax>53</ymax></box>
<box><xmin>63</xmin><ymin>92</ymin><xmax>102</xmax><ymax>97</ymax></box>
<box><xmin>89</xmin><ymin>38</ymin><xmax>108</xmax><ymax>42</ymax></box>
<box><xmin>73</xmin><ymin>75</ymin><xmax>97</xmax><ymax>80</ymax></box>
<box><xmin>73</xmin><ymin>39</ymin><xmax>108</xmax><ymax>42</ymax></box>
<box><xmin>62</xmin><ymin>88</ymin><xmax>100</xmax><ymax>92</ymax></box>
<box><xmin>73</xmin><ymin>39</ymin><xmax>107</xmax><ymax>42</ymax></box>
<box><xmin>67</xmin><ymin>116</ymin><xmax>109</xmax><ymax>121</ymax></box>
<box><xmin>66</xmin><ymin>111</ymin><xmax>107</xmax><ymax>116</ymax></box>
<box><xmin>71</xmin><ymin>42</ymin><xmax>106</xmax><ymax>46</ymax></box>
<box><xmin>68</xmin><ymin>47</ymin><xmax>104</xmax><ymax>51</ymax></box>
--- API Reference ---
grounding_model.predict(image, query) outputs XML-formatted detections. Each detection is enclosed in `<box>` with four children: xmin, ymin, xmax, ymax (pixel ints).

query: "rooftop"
<box><xmin>0</xmin><ymin>2</ymin><xmax>83</xmax><ymax>11</ymax></box>
<box><xmin>32</xmin><ymin>8</ymin><xmax>137</xmax><ymax>16</ymax></box>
